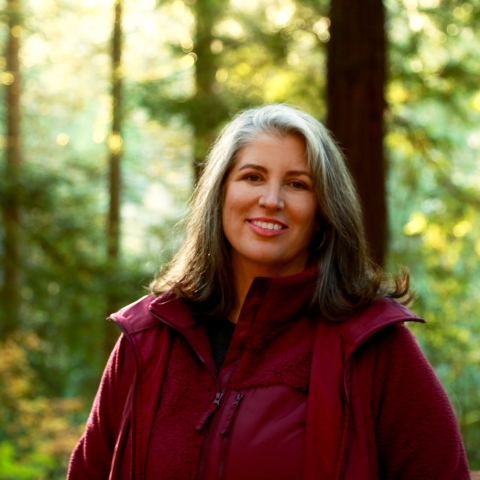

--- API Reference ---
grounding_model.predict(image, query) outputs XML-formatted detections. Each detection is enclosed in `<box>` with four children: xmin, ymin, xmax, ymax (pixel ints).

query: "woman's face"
<box><xmin>222</xmin><ymin>133</ymin><xmax>319</xmax><ymax>277</ymax></box>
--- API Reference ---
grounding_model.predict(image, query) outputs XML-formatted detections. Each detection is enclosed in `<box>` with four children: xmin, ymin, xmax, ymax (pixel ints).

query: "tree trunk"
<box><xmin>105</xmin><ymin>0</ymin><xmax>123</xmax><ymax>354</ymax></box>
<box><xmin>326</xmin><ymin>0</ymin><xmax>387</xmax><ymax>266</ymax></box>
<box><xmin>191</xmin><ymin>0</ymin><xmax>227</xmax><ymax>181</ymax></box>
<box><xmin>1</xmin><ymin>0</ymin><xmax>22</xmax><ymax>336</ymax></box>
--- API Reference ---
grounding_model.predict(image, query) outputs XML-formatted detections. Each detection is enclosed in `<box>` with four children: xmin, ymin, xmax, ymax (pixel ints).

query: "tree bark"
<box><xmin>191</xmin><ymin>0</ymin><xmax>228</xmax><ymax>181</ymax></box>
<box><xmin>107</xmin><ymin>0</ymin><xmax>123</xmax><ymax>261</ymax></box>
<box><xmin>1</xmin><ymin>0</ymin><xmax>22</xmax><ymax>336</ymax></box>
<box><xmin>105</xmin><ymin>0</ymin><xmax>123</xmax><ymax>354</ymax></box>
<box><xmin>327</xmin><ymin>0</ymin><xmax>387</xmax><ymax>266</ymax></box>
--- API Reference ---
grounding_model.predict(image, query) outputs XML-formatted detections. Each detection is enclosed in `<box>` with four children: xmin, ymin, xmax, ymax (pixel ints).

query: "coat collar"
<box><xmin>333</xmin><ymin>297</ymin><xmax>424</xmax><ymax>358</ymax></box>
<box><xmin>112</xmin><ymin>272</ymin><xmax>422</xmax><ymax>344</ymax></box>
<box><xmin>148</xmin><ymin>265</ymin><xmax>320</xmax><ymax>329</ymax></box>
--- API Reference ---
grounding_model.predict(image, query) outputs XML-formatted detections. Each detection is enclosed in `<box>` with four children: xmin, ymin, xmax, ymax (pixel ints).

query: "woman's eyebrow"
<box><xmin>237</xmin><ymin>163</ymin><xmax>267</xmax><ymax>173</ymax></box>
<box><xmin>237</xmin><ymin>163</ymin><xmax>312</xmax><ymax>178</ymax></box>
<box><xmin>287</xmin><ymin>170</ymin><xmax>313</xmax><ymax>179</ymax></box>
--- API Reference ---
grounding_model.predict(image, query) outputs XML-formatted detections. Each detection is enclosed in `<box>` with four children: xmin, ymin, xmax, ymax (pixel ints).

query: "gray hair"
<box><xmin>151</xmin><ymin>104</ymin><xmax>409</xmax><ymax>320</ymax></box>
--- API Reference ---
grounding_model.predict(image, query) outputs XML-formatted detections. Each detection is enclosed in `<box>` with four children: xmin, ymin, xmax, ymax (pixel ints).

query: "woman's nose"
<box><xmin>259</xmin><ymin>185</ymin><xmax>285</xmax><ymax>210</ymax></box>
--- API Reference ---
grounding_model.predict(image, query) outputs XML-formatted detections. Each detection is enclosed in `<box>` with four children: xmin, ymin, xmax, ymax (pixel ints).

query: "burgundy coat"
<box><xmin>68</xmin><ymin>269</ymin><xmax>469</xmax><ymax>479</ymax></box>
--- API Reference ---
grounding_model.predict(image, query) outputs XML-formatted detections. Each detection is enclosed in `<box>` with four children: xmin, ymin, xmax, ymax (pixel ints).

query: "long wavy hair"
<box><xmin>150</xmin><ymin>104</ymin><xmax>410</xmax><ymax>320</ymax></box>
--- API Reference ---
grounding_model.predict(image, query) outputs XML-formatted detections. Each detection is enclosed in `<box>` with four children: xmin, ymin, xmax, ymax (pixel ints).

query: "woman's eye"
<box><xmin>245</xmin><ymin>174</ymin><xmax>262</xmax><ymax>182</ymax></box>
<box><xmin>290</xmin><ymin>180</ymin><xmax>307</xmax><ymax>190</ymax></box>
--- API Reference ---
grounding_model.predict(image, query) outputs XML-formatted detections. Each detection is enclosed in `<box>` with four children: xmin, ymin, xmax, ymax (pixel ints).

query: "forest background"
<box><xmin>0</xmin><ymin>0</ymin><xmax>479</xmax><ymax>477</ymax></box>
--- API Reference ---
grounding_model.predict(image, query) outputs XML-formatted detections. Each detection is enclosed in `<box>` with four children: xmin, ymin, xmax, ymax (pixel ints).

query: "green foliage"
<box><xmin>0</xmin><ymin>0</ymin><xmax>479</xmax><ymax>475</ymax></box>
<box><xmin>385</xmin><ymin>0</ymin><xmax>480</xmax><ymax>468</ymax></box>
<box><xmin>0</xmin><ymin>442</ymin><xmax>54</xmax><ymax>480</ymax></box>
<box><xmin>138</xmin><ymin>0</ymin><xmax>330</xmax><ymax>155</ymax></box>
<box><xmin>0</xmin><ymin>334</ymin><xmax>85</xmax><ymax>479</ymax></box>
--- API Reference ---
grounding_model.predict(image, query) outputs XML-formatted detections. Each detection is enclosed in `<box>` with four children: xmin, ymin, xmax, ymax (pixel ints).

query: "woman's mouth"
<box><xmin>250</xmin><ymin>220</ymin><xmax>284</xmax><ymax>231</ymax></box>
<box><xmin>247</xmin><ymin>218</ymin><xmax>287</xmax><ymax>236</ymax></box>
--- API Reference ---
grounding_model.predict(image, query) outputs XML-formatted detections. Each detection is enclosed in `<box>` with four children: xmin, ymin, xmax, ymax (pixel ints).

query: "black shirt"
<box><xmin>202</xmin><ymin>317</ymin><xmax>236</xmax><ymax>372</ymax></box>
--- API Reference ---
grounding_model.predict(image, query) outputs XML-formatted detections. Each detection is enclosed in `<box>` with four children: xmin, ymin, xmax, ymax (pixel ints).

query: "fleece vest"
<box><xmin>68</xmin><ymin>268</ymin><xmax>470</xmax><ymax>480</ymax></box>
<box><xmin>113</xmin><ymin>274</ymin><xmax>415</xmax><ymax>479</ymax></box>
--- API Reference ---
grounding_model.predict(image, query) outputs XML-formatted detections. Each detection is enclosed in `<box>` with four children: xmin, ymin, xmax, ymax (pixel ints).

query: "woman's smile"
<box><xmin>222</xmin><ymin>133</ymin><xmax>319</xmax><ymax>277</ymax></box>
<box><xmin>247</xmin><ymin>217</ymin><xmax>287</xmax><ymax>235</ymax></box>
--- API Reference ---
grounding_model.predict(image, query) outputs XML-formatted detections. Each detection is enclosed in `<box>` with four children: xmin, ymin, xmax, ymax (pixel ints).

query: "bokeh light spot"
<box><xmin>56</xmin><ymin>133</ymin><xmax>69</xmax><ymax>146</ymax></box>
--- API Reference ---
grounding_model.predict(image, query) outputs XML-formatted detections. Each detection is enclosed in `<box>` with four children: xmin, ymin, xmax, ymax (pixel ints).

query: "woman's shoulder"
<box><xmin>367</xmin><ymin>318</ymin><xmax>470</xmax><ymax>479</ymax></box>
<box><xmin>330</xmin><ymin>297</ymin><xmax>424</xmax><ymax>351</ymax></box>
<box><xmin>110</xmin><ymin>293</ymin><xmax>163</xmax><ymax>335</ymax></box>
<box><xmin>111</xmin><ymin>288</ymin><xmax>193</xmax><ymax>336</ymax></box>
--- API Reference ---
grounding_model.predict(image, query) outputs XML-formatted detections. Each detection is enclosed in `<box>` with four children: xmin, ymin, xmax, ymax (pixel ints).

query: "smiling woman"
<box><xmin>222</xmin><ymin>133</ymin><xmax>319</xmax><ymax>321</ymax></box>
<box><xmin>151</xmin><ymin>104</ymin><xmax>406</xmax><ymax>321</ymax></box>
<box><xmin>68</xmin><ymin>104</ymin><xmax>470</xmax><ymax>480</ymax></box>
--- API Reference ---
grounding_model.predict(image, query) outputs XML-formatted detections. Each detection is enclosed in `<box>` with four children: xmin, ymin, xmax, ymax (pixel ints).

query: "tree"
<box><xmin>327</xmin><ymin>0</ymin><xmax>387</xmax><ymax>266</ymax></box>
<box><xmin>384</xmin><ymin>0</ymin><xmax>480</xmax><ymax>468</ymax></box>
<box><xmin>1</xmin><ymin>0</ymin><xmax>23</xmax><ymax>336</ymax></box>
<box><xmin>105</xmin><ymin>0</ymin><xmax>124</xmax><ymax>354</ymax></box>
<box><xmin>190</xmin><ymin>0</ymin><xmax>230</xmax><ymax>179</ymax></box>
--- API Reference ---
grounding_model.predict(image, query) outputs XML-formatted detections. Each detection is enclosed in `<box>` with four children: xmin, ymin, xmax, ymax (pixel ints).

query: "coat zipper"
<box><xmin>196</xmin><ymin>356</ymin><xmax>242</xmax><ymax>480</ymax></box>
<box><xmin>149</xmin><ymin>307</ymin><xmax>259</xmax><ymax>480</ymax></box>
<box><xmin>196</xmin><ymin>290</ymin><xmax>265</xmax><ymax>480</ymax></box>
<box><xmin>148</xmin><ymin>310</ymin><xmax>227</xmax><ymax>480</ymax></box>
<box><xmin>196</xmin><ymin>392</ymin><xmax>224</xmax><ymax>431</ymax></box>
<box><xmin>197</xmin><ymin>376</ymin><xmax>224</xmax><ymax>480</ymax></box>
<box><xmin>218</xmin><ymin>394</ymin><xmax>244</xmax><ymax>480</ymax></box>
<box><xmin>220</xmin><ymin>393</ymin><xmax>244</xmax><ymax>436</ymax></box>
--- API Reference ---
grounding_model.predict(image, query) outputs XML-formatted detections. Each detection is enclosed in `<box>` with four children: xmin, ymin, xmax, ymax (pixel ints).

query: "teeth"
<box><xmin>252</xmin><ymin>220</ymin><xmax>282</xmax><ymax>230</ymax></box>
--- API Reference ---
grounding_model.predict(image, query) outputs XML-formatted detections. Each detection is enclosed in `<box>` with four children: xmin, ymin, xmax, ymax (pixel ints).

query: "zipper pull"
<box><xmin>220</xmin><ymin>393</ymin><xmax>244</xmax><ymax>436</ymax></box>
<box><xmin>195</xmin><ymin>392</ymin><xmax>223</xmax><ymax>431</ymax></box>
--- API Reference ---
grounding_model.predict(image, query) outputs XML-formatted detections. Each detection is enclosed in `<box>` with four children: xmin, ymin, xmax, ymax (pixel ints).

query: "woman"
<box><xmin>68</xmin><ymin>104</ymin><xmax>469</xmax><ymax>479</ymax></box>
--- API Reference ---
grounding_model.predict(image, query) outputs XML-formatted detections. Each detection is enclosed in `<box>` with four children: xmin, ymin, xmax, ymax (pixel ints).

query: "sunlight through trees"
<box><xmin>0</xmin><ymin>0</ymin><xmax>479</xmax><ymax>476</ymax></box>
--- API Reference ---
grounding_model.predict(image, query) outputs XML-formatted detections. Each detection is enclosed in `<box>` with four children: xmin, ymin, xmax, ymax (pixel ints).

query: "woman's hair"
<box><xmin>150</xmin><ymin>103</ymin><xmax>410</xmax><ymax>320</ymax></box>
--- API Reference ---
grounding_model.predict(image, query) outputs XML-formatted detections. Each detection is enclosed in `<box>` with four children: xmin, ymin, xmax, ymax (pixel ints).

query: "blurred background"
<box><xmin>0</xmin><ymin>0</ymin><xmax>479</xmax><ymax>477</ymax></box>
